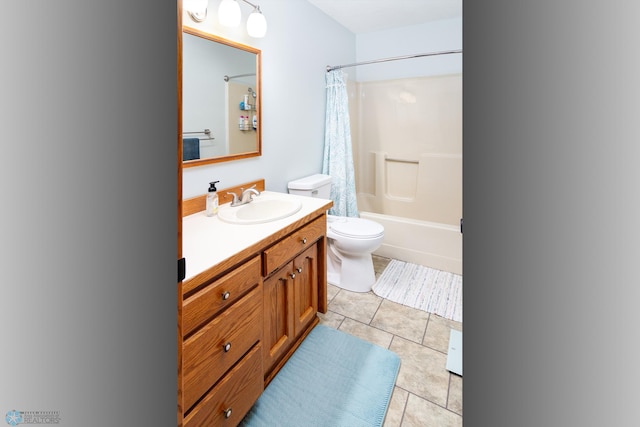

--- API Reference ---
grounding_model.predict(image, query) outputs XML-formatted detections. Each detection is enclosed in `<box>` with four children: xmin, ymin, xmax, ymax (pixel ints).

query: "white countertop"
<box><xmin>182</xmin><ymin>191</ymin><xmax>332</xmax><ymax>282</ymax></box>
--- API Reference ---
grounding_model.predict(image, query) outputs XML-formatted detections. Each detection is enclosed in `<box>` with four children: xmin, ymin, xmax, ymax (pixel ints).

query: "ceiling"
<box><xmin>305</xmin><ymin>0</ymin><xmax>462</xmax><ymax>34</ymax></box>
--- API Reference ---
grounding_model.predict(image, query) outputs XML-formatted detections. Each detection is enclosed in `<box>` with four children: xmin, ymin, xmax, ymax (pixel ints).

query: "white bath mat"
<box><xmin>373</xmin><ymin>259</ymin><xmax>462</xmax><ymax>322</ymax></box>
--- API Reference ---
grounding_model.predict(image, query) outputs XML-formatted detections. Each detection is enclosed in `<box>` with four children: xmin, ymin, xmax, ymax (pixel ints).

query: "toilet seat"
<box><xmin>328</xmin><ymin>217</ymin><xmax>384</xmax><ymax>239</ymax></box>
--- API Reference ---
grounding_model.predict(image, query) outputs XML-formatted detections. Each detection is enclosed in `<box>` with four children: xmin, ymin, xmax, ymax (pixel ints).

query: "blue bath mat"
<box><xmin>240</xmin><ymin>325</ymin><xmax>400</xmax><ymax>427</ymax></box>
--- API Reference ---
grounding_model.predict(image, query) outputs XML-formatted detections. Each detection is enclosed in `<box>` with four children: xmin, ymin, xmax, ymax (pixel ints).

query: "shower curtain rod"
<box><xmin>326</xmin><ymin>49</ymin><xmax>462</xmax><ymax>72</ymax></box>
<box><xmin>223</xmin><ymin>73</ymin><xmax>256</xmax><ymax>82</ymax></box>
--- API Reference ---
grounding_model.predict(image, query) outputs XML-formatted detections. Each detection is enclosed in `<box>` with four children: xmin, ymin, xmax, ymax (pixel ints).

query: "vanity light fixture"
<box><xmin>217</xmin><ymin>0</ymin><xmax>242</xmax><ymax>27</ymax></box>
<box><xmin>245</xmin><ymin>3</ymin><xmax>267</xmax><ymax>38</ymax></box>
<box><xmin>219</xmin><ymin>0</ymin><xmax>267</xmax><ymax>38</ymax></box>
<box><xmin>185</xmin><ymin>0</ymin><xmax>268</xmax><ymax>38</ymax></box>
<box><xmin>184</xmin><ymin>0</ymin><xmax>208</xmax><ymax>22</ymax></box>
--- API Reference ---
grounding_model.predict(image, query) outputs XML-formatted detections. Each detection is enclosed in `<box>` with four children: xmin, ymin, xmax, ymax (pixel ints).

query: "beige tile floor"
<box><xmin>317</xmin><ymin>255</ymin><xmax>463</xmax><ymax>427</ymax></box>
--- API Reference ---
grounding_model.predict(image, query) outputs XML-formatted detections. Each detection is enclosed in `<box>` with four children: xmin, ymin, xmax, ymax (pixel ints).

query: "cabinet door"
<box><xmin>292</xmin><ymin>244</ymin><xmax>318</xmax><ymax>338</ymax></box>
<box><xmin>263</xmin><ymin>262</ymin><xmax>295</xmax><ymax>374</ymax></box>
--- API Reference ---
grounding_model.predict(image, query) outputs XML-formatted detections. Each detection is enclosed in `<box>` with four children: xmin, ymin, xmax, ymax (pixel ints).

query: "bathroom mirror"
<box><xmin>181</xmin><ymin>26</ymin><xmax>262</xmax><ymax>167</ymax></box>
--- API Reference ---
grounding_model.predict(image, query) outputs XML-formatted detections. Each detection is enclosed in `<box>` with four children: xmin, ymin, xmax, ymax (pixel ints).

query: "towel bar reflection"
<box><xmin>183</xmin><ymin>128</ymin><xmax>215</xmax><ymax>140</ymax></box>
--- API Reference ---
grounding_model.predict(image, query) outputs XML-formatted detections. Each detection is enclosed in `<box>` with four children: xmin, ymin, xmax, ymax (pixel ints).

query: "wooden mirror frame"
<box><xmin>181</xmin><ymin>26</ymin><xmax>262</xmax><ymax>168</ymax></box>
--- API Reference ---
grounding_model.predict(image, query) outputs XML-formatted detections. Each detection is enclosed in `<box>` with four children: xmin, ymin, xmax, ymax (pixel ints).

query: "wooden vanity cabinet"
<box><xmin>292</xmin><ymin>244</ymin><xmax>319</xmax><ymax>338</ymax></box>
<box><xmin>180</xmin><ymin>210</ymin><xmax>329</xmax><ymax>425</ymax></box>
<box><xmin>181</xmin><ymin>256</ymin><xmax>264</xmax><ymax>426</ymax></box>
<box><xmin>262</xmin><ymin>215</ymin><xmax>325</xmax><ymax>382</ymax></box>
<box><xmin>262</xmin><ymin>261</ymin><xmax>295</xmax><ymax>375</ymax></box>
<box><xmin>261</xmin><ymin>245</ymin><xmax>319</xmax><ymax>376</ymax></box>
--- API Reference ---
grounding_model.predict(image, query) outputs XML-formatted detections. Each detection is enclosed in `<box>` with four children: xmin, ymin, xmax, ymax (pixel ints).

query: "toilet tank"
<box><xmin>287</xmin><ymin>174</ymin><xmax>332</xmax><ymax>198</ymax></box>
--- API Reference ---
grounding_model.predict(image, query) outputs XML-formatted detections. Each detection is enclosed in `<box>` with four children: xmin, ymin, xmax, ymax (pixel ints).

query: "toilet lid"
<box><xmin>329</xmin><ymin>218</ymin><xmax>384</xmax><ymax>239</ymax></box>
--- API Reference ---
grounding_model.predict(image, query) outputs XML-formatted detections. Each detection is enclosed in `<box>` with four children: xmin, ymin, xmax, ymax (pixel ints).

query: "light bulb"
<box><xmin>218</xmin><ymin>0</ymin><xmax>241</xmax><ymax>27</ymax></box>
<box><xmin>247</xmin><ymin>8</ymin><xmax>267</xmax><ymax>38</ymax></box>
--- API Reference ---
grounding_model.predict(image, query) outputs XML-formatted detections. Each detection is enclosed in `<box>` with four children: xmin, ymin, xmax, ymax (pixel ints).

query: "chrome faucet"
<box><xmin>227</xmin><ymin>185</ymin><xmax>261</xmax><ymax>207</ymax></box>
<box><xmin>241</xmin><ymin>186</ymin><xmax>260</xmax><ymax>203</ymax></box>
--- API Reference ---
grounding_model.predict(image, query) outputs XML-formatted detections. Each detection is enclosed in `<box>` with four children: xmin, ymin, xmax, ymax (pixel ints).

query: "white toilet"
<box><xmin>288</xmin><ymin>174</ymin><xmax>384</xmax><ymax>293</ymax></box>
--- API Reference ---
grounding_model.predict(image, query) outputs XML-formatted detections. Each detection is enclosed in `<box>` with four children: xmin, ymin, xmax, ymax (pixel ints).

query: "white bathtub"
<box><xmin>360</xmin><ymin>211</ymin><xmax>462</xmax><ymax>275</ymax></box>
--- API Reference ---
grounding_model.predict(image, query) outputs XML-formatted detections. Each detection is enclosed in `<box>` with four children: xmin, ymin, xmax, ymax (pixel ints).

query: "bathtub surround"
<box><xmin>351</xmin><ymin>73</ymin><xmax>462</xmax><ymax>273</ymax></box>
<box><xmin>373</xmin><ymin>259</ymin><xmax>462</xmax><ymax>322</ymax></box>
<box><xmin>240</xmin><ymin>325</ymin><xmax>400</xmax><ymax>426</ymax></box>
<box><xmin>322</xmin><ymin>69</ymin><xmax>359</xmax><ymax>217</ymax></box>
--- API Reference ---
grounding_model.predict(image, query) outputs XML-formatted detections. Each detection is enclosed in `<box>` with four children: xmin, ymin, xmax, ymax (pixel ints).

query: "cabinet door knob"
<box><xmin>289</xmin><ymin>273</ymin><xmax>296</xmax><ymax>279</ymax></box>
<box><xmin>223</xmin><ymin>342</ymin><xmax>232</xmax><ymax>352</ymax></box>
<box><xmin>301</xmin><ymin>237</ymin><xmax>307</xmax><ymax>244</ymax></box>
<box><xmin>296</xmin><ymin>267</ymin><xmax>303</xmax><ymax>273</ymax></box>
<box><xmin>224</xmin><ymin>408</ymin><xmax>232</xmax><ymax>419</ymax></box>
<box><xmin>222</xmin><ymin>291</ymin><xmax>230</xmax><ymax>300</ymax></box>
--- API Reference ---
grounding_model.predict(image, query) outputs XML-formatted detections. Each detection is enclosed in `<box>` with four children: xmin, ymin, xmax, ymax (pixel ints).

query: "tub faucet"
<box><xmin>227</xmin><ymin>185</ymin><xmax>260</xmax><ymax>207</ymax></box>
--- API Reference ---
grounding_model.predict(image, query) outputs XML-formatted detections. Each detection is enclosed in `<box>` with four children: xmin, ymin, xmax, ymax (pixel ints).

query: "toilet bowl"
<box><xmin>326</xmin><ymin>215</ymin><xmax>384</xmax><ymax>292</ymax></box>
<box><xmin>287</xmin><ymin>174</ymin><xmax>385</xmax><ymax>293</ymax></box>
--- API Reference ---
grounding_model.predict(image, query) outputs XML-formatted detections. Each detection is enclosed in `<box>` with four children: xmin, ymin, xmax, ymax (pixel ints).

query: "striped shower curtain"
<box><xmin>322</xmin><ymin>70</ymin><xmax>359</xmax><ymax>217</ymax></box>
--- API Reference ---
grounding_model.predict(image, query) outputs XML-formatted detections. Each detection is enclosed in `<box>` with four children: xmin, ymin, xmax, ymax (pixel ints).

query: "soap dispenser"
<box><xmin>206</xmin><ymin>181</ymin><xmax>220</xmax><ymax>217</ymax></box>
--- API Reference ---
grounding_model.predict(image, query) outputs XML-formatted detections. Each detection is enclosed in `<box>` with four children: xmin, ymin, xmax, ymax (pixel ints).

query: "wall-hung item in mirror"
<box><xmin>181</xmin><ymin>26</ymin><xmax>261</xmax><ymax>167</ymax></box>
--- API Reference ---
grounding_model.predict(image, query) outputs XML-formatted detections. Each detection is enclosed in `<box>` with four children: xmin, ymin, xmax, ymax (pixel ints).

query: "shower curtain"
<box><xmin>322</xmin><ymin>70</ymin><xmax>359</xmax><ymax>217</ymax></box>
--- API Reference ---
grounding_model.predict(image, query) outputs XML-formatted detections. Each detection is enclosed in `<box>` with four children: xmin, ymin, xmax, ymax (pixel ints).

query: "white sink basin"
<box><xmin>218</xmin><ymin>197</ymin><xmax>303</xmax><ymax>224</ymax></box>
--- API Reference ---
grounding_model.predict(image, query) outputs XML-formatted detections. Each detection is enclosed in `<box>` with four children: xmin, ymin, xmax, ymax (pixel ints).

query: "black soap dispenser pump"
<box><xmin>206</xmin><ymin>181</ymin><xmax>220</xmax><ymax>217</ymax></box>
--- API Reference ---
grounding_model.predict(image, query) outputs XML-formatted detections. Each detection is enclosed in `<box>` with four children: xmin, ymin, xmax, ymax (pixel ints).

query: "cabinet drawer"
<box><xmin>184</xmin><ymin>343</ymin><xmax>263</xmax><ymax>427</ymax></box>
<box><xmin>263</xmin><ymin>215</ymin><xmax>325</xmax><ymax>276</ymax></box>
<box><xmin>183</xmin><ymin>286</ymin><xmax>263</xmax><ymax>411</ymax></box>
<box><xmin>183</xmin><ymin>256</ymin><xmax>261</xmax><ymax>336</ymax></box>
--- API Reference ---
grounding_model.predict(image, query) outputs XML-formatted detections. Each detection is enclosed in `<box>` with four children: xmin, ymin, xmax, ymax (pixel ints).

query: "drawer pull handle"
<box><xmin>290</xmin><ymin>273</ymin><xmax>296</xmax><ymax>279</ymax></box>
<box><xmin>223</xmin><ymin>342</ymin><xmax>232</xmax><ymax>352</ymax></box>
<box><xmin>296</xmin><ymin>267</ymin><xmax>303</xmax><ymax>273</ymax></box>
<box><xmin>224</xmin><ymin>408</ymin><xmax>232</xmax><ymax>419</ymax></box>
<box><xmin>301</xmin><ymin>237</ymin><xmax>307</xmax><ymax>244</ymax></box>
<box><xmin>222</xmin><ymin>291</ymin><xmax>230</xmax><ymax>300</ymax></box>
